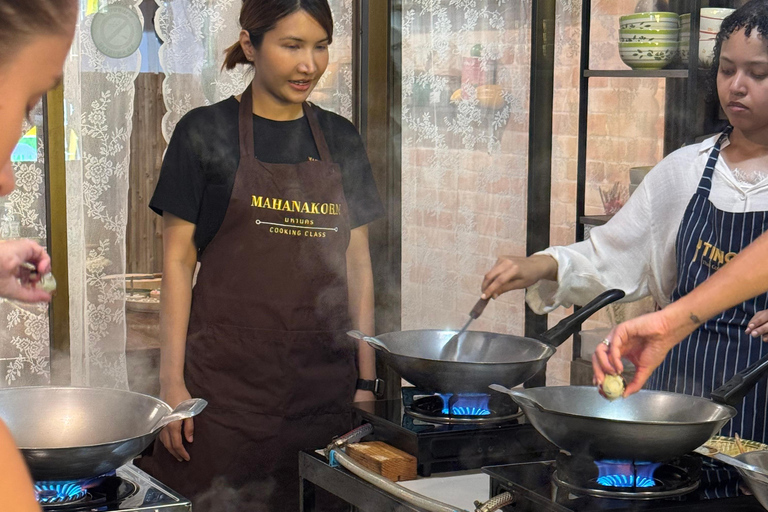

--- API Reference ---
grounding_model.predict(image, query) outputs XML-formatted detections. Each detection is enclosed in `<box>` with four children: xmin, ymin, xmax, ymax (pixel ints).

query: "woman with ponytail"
<box><xmin>138</xmin><ymin>0</ymin><xmax>384</xmax><ymax>510</ymax></box>
<box><xmin>0</xmin><ymin>0</ymin><xmax>78</xmax><ymax>509</ymax></box>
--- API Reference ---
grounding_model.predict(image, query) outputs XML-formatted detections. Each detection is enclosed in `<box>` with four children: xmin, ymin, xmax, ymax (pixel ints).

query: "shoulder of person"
<box><xmin>173</xmin><ymin>98</ymin><xmax>238</xmax><ymax>139</ymax></box>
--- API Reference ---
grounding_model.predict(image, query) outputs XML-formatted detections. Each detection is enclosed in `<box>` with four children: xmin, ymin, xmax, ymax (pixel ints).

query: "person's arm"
<box><xmin>346</xmin><ymin>224</ymin><xmax>376</xmax><ymax>401</ymax></box>
<box><xmin>0</xmin><ymin>420</ymin><xmax>39</xmax><ymax>511</ymax></box>
<box><xmin>157</xmin><ymin>213</ymin><xmax>198</xmax><ymax>461</ymax></box>
<box><xmin>483</xmin><ymin>171</ymin><xmax>661</xmax><ymax>311</ymax></box>
<box><xmin>593</xmin><ymin>230</ymin><xmax>768</xmax><ymax>395</ymax></box>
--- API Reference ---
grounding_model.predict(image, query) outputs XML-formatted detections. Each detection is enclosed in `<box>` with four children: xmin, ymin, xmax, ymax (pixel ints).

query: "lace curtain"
<box><xmin>155</xmin><ymin>0</ymin><xmax>355</xmax><ymax>144</ymax></box>
<box><xmin>0</xmin><ymin>102</ymin><xmax>51</xmax><ymax>386</ymax></box>
<box><xmin>400</xmin><ymin>0</ymin><xmax>533</xmax><ymax>338</ymax></box>
<box><xmin>64</xmin><ymin>0</ymin><xmax>143</xmax><ymax>388</ymax></box>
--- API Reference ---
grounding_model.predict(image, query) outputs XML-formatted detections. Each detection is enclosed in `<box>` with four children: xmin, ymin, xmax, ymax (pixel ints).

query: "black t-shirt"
<box><xmin>150</xmin><ymin>97</ymin><xmax>385</xmax><ymax>253</ymax></box>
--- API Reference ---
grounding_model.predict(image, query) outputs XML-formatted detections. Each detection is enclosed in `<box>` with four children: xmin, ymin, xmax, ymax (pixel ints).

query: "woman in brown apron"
<box><xmin>137</xmin><ymin>1</ymin><xmax>383</xmax><ymax>510</ymax></box>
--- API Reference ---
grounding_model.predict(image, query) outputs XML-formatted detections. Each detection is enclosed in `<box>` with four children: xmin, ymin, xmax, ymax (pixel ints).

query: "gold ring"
<box><xmin>601</xmin><ymin>338</ymin><xmax>611</xmax><ymax>347</ymax></box>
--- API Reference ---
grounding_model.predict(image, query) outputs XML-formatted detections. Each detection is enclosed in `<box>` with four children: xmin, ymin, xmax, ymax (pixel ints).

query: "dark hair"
<box><xmin>223</xmin><ymin>0</ymin><xmax>333</xmax><ymax>70</ymax></box>
<box><xmin>707</xmin><ymin>0</ymin><xmax>768</xmax><ymax>98</ymax></box>
<box><xmin>0</xmin><ymin>0</ymin><xmax>77</xmax><ymax>65</ymax></box>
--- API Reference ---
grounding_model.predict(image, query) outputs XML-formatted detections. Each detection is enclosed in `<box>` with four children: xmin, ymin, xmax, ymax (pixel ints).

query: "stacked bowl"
<box><xmin>680</xmin><ymin>13</ymin><xmax>690</xmax><ymax>65</ymax></box>
<box><xmin>619</xmin><ymin>12</ymin><xmax>680</xmax><ymax>70</ymax></box>
<box><xmin>699</xmin><ymin>8</ymin><xmax>735</xmax><ymax>68</ymax></box>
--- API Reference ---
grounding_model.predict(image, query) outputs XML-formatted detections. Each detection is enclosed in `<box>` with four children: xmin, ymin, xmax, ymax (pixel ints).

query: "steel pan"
<box><xmin>350</xmin><ymin>289</ymin><xmax>625</xmax><ymax>394</ymax></box>
<box><xmin>491</xmin><ymin>351</ymin><xmax>768</xmax><ymax>462</ymax></box>
<box><xmin>0</xmin><ymin>386</ymin><xmax>206</xmax><ymax>481</ymax></box>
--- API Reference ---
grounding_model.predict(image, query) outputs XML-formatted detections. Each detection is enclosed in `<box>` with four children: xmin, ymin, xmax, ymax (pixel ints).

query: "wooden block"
<box><xmin>346</xmin><ymin>441</ymin><xmax>418</xmax><ymax>482</ymax></box>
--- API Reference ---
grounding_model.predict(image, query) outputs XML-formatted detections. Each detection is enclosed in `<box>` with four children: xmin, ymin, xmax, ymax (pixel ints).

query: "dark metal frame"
<box><xmin>299</xmin><ymin>451</ymin><xmax>426</xmax><ymax>512</ymax></box>
<box><xmin>359</xmin><ymin>0</ymin><xmax>403</xmax><ymax>400</ymax></box>
<box><xmin>572</xmin><ymin>0</ymin><xmax>730</xmax><ymax>362</ymax></box>
<box><xmin>523</xmin><ymin>0</ymin><xmax>557</xmax><ymax>387</ymax></box>
<box><xmin>43</xmin><ymin>85</ymin><xmax>71</xmax><ymax>384</ymax></box>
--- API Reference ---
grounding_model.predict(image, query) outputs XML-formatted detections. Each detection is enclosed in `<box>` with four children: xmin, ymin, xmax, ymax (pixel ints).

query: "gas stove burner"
<box><xmin>37</xmin><ymin>473</ymin><xmax>138</xmax><ymax>510</ymax></box>
<box><xmin>551</xmin><ymin>452</ymin><xmax>700</xmax><ymax>500</ymax></box>
<box><xmin>405</xmin><ymin>392</ymin><xmax>522</xmax><ymax>424</ymax></box>
<box><xmin>35</xmin><ymin>482</ymin><xmax>88</xmax><ymax>505</ymax></box>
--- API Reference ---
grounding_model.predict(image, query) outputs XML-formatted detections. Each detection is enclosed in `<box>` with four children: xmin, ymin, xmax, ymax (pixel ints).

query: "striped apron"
<box><xmin>647</xmin><ymin>127</ymin><xmax>768</xmax><ymax>497</ymax></box>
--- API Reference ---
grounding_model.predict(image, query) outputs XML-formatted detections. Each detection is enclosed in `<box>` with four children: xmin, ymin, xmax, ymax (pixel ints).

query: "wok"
<box><xmin>491</xmin><ymin>350</ymin><xmax>768</xmax><ymax>462</ymax></box>
<box><xmin>349</xmin><ymin>289</ymin><xmax>625</xmax><ymax>394</ymax></box>
<box><xmin>0</xmin><ymin>386</ymin><xmax>207</xmax><ymax>481</ymax></box>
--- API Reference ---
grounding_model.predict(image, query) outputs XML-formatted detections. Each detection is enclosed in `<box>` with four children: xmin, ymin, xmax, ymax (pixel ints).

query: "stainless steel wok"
<box><xmin>0</xmin><ymin>386</ymin><xmax>207</xmax><ymax>481</ymax></box>
<box><xmin>490</xmin><ymin>350</ymin><xmax>768</xmax><ymax>462</ymax></box>
<box><xmin>350</xmin><ymin>289</ymin><xmax>625</xmax><ymax>394</ymax></box>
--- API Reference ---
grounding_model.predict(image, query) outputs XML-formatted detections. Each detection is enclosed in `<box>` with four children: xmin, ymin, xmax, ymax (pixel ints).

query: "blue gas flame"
<box><xmin>439</xmin><ymin>393</ymin><xmax>491</xmax><ymax>416</ymax></box>
<box><xmin>34</xmin><ymin>482</ymin><xmax>87</xmax><ymax>504</ymax></box>
<box><xmin>595</xmin><ymin>460</ymin><xmax>660</xmax><ymax>488</ymax></box>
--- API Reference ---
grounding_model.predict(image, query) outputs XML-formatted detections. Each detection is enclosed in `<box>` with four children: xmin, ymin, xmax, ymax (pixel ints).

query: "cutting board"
<box><xmin>346</xmin><ymin>441</ymin><xmax>418</xmax><ymax>482</ymax></box>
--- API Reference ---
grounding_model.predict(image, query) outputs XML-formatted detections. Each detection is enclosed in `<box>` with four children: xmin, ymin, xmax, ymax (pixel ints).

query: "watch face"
<box><xmin>91</xmin><ymin>5</ymin><xmax>143</xmax><ymax>59</ymax></box>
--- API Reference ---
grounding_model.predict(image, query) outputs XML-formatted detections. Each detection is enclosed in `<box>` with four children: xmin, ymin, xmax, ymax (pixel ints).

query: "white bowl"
<box><xmin>700</xmin><ymin>7</ymin><xmax>735</xmax><ymax>33</ymax></box>
<box><xmin>620</xmin><ymin>11</ymin><xmax>680</xmax><ymax>30</ymax></box>
<box><xmin>699</xmin><ymin>38</ymin><xmax>717</xmax><ymax>67</ymax></box>
<box><xmin>619</xmin><ymin>41</ymin><xmax>678</xmax><ymax>69</ymax></box>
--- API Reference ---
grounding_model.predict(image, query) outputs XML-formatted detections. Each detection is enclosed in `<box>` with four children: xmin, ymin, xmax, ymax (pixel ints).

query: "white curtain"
<box><xmin>64</xmin><ymin>0</ymin><xmax>143</xmax><ymax>388</ymax></box>
<box><xmin>400</xmin><ymin>1</ymin><xmax>532</xmax><ymax>338</ymax></box>
<box><xmin>155</xmin><ymin>0</ymin><xmax>355</xmax><ymax>144</ymax></box>
<box><xmin>0</xmin><ymin>102</ymin><xmax>51</xmax><ymax>387</ymax></box>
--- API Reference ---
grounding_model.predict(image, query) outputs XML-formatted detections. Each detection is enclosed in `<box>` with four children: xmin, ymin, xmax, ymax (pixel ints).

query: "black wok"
<box><xmin>349</xmin><ymin>289</ymin><xmax>625</xmax><ymax>394</ymax></box>
<box><xmin>491</xmin><ymin>350</ymin><xmax>768</xmax><ymax>462</ymax></box>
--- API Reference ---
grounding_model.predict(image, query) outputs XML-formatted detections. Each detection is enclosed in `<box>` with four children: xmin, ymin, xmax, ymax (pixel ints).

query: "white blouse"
<box><xmin>527</xmin><ymin>134</ymin><xmax>768</xmax><ymax>314</ymax></box>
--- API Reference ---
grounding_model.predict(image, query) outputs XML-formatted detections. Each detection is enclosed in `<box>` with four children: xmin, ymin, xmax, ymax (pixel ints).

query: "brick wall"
<box><xmin>400</xmin><ymin>0</ymin><xmax>666</xmax><ymax>387</ymax></box>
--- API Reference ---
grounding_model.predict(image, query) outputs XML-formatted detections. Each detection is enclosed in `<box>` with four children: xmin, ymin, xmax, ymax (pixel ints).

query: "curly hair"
<box><xmin>706</xmin><ymin>0</ymin><xmax>768</xmax><ymax>99</ymax></box>
<box><xmin>0</xmin><ymin>0</ymin><xmax>78</xmax><ymax>66</ymax></box>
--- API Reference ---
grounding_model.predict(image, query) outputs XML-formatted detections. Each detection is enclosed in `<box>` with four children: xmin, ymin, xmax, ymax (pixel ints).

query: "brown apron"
<box><xmin>138</xmin><ymin>84</ymin><xmax>357</xmax><ymax>511</ymax></box>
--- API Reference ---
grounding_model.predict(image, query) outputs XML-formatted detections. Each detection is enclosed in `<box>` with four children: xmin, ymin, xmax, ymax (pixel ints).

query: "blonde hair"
<box><xmin>0</xmin><ymin>0</ymin><xmax>78</xmax><ymax>65</ymax></box>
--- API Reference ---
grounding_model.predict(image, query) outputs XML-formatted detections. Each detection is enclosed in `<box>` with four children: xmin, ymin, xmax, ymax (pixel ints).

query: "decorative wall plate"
<box><xmin>91</xmin><ymin>5</ymin><xmax>142</xmax><ymax>59</ymax></box>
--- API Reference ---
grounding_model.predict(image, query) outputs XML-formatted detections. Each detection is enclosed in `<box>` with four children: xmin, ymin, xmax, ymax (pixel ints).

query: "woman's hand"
<box><xmin>745</xmin><ymin>310</ymin><xmax>768</xmax><ymax>341</ymax></box>
<box><xmin>592</xmin><ymin>310</ymin><xmax>678</xmax><ymax>397</ymax></box>
<box><xmin>481</xmin><ymin>254</ymin><xmax>558</xmax><ymax>300</ymax></box>
<box><xmin>0</xmin><ymin>239</ymin><xmax>52</xmax><ymax>303</ymax></box>
<box><xmin>159</xmin><ymin>383</ymin><xmax>194</xmax><ymax>462</ymax></box>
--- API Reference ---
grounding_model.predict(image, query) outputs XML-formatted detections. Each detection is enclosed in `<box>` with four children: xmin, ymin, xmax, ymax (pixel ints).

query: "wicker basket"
<box><xmin>704</xmin><ymin>435</ymin><xmax>768</xmax><ymax>457</ymax></box>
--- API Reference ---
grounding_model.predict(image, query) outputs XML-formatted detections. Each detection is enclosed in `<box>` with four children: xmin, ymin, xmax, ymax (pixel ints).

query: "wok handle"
<box><xmin>536</xmin><ymin>289</ymin><xmax>625</xmax><ymax>347</ymax></box>
<box><xmin>711</xmin><ymin>352</ymin><xmax>768</xmax><ymax>407</ymax></box>
<box><xmin>347</xmin><ymin>330</ymin><xmax>391</xmax><ymax>353</ymax></box>
<box><xmin>151</xmin><ymin>398</ymin><xmax>208</xmax><ymax>433</ymax></box>
<box><xmin>488</xmin><ymin>384</ymin><xmax>545</xmax><ymax>412</ymax></box>
<box><xmin>469</xmin><ymin>297</ymin><xmax>490</xmax><ymax>319</ymax></box>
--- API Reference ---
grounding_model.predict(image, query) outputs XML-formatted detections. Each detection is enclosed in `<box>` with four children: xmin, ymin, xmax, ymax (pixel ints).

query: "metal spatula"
<box><xmin>439</xmin><ymin>297</ymin><xmax>490</xmax><ymax>361</ymax></box>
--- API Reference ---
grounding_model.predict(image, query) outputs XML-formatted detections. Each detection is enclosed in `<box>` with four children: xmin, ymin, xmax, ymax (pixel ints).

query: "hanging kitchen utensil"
<box><xmin>349</xmin><ymin>289</ymin><xmax>624</xmax><ymax>394</ymax></box>
<box><xmin>490</xmin><ymin>351</ymin><xmax>768</xmax><ymax>462</ymax></box>
<box><xmin>439</xmin><ymin>297</ymin><xmax>490</xmax><ymax>361</ymax></box>
<box><xmin>0</xmin><ymin>386</ymin><xmax>207</xmax><ymax>481</ymax></box>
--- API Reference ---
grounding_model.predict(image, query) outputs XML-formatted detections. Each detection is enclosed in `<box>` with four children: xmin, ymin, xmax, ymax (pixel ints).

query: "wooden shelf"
<box><xmin>579</xmin><ymin>214</ymin><xmax>613</xmax><ymax>226</ymax></box>
<box><xmin>584</xmin><ymin>69</ymin><xmax>689</xmax><ymax>78</ymax></box>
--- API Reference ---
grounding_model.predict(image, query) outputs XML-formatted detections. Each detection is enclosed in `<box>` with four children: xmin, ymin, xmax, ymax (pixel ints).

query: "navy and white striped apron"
<box><xmin>647</xmin><ymin>127</ymin><xmax>768</xmax><ymax>497</ymax></box>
